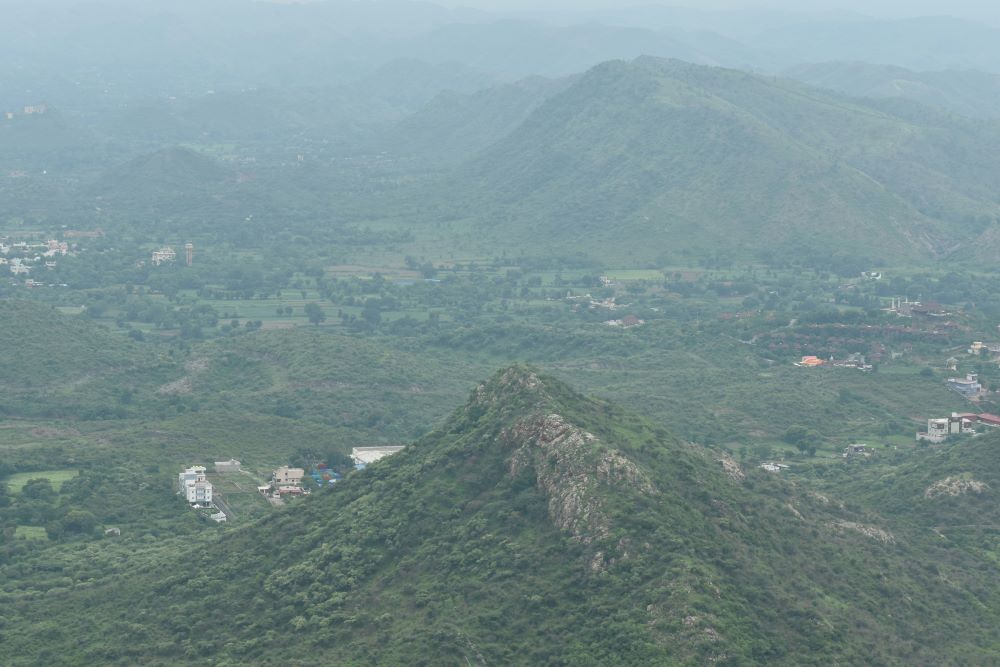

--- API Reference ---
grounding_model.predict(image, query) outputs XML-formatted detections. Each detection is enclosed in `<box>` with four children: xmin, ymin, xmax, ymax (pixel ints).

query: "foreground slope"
<box><xmin>452</xmin><ymin>57</ymin><xmax>1000</xmax><ymax>265</ymax></box>
<box><xmin>6</xmin><ymin>367</ymin><xmax>1000</xmax><ymax>665</ymax></box>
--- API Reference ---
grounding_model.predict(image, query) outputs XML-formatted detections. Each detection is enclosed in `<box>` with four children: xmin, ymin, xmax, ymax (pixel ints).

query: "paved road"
<box><xmin>213</xmin><ymin>493</ymin><xmax>235</xmax><ymax>521</ymax></box>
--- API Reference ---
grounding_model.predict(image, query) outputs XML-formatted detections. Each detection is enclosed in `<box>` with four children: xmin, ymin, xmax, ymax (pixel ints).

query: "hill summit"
<box><xmin>7</xmin><ymin>366</ymin><xmax>1000</xmax><ymax>664</ymax></box>
<box><xmin>454</xmin><ymin>57</ymin><xmax>1000</xmax><ymax>265</ymax></box>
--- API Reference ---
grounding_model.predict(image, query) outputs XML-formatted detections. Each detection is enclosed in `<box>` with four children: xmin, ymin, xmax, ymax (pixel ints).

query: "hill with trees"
<box><xmin>440</xmin><ymin>57</ymin><xmax>1000</xmax><ymax>265</ymax></box>
<box><xmin>6</xmin><ymin>367</ymin><xmax>1000</xmax><ymax>664</ymax></box>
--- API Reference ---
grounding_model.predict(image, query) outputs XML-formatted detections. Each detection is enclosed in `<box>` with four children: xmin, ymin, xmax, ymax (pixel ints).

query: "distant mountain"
<box><xmin>402</xmin><ymin>20</ymin><xmax>755</xmax><ymax>78</ymax></box>
<box><xmin>87</xmin><ymin>147</ymin><xmax>240</xmax><ymax>227</ymax></box>
<box><xmin>785</xmin><ymin>62</ymin><xmax>1000</xmax><ymax>119</ymax></box>
<box><xmin>444</xmin><ymin>57</ymin><xmax>1000</xmax><ymax>265</ymax></box>
<box><xmin>8</xmin><ymin>366</ymin><xmax>1000</xmax><ymax>664</ymax></box>
<box><xmin>111</xmin><ymin>59</ymin><xmax>501</xmax><ymax>144</ymax></box>
<box><xmin>379</xmin><ymin>75</ymin><xmax>574</xmax><ymax>164</ymax></box>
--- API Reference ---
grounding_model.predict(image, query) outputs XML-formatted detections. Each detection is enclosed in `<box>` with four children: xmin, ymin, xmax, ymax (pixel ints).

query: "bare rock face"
<box><xmin>715</xmin><ymin>453</ymin><xmax>745</xmax><ymax>482</ymax></box>
<box><xmin>832</xmin><ymin>520</ymin><xmax>895</xmax><ymax>545</ymax></box>
<box><xmin>924</xmin><ymin>476</ymin><xmax>990</xmax><ymax>499</ymax></box>
<box><xmin>504</xmin><ymin>413</ymin><xmax>656</xmax><ymax>569</ymax></box>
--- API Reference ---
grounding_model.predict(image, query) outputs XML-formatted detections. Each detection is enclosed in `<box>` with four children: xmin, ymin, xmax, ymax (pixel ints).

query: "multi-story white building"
<box><xmin>178</xmin><ymin>465</ymin><xmax>213</xmax><ymax>506</ymax></box>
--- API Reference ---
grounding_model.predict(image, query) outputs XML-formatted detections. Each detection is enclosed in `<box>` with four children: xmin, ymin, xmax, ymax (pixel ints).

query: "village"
<box><xmin>177</xmin><ymin>446</ymin><xmax>405</xmax><ymax>522</ymax></box>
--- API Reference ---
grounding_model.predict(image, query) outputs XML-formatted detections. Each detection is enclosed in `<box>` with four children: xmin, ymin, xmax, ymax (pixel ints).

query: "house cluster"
<box><xmin>3</xmin><ymin>103</ymin><xmax>47</xmax><ymax>120</ymax></box>
<box><xmin>178</xmin><ymin>466</ymin><xmax>214</xmax><ymax>507</ymax></box>
<box><xmin>917</xmin><ymin>412</ymin><xmax>1000</xmax><ymax>442</ymax></box>
<box><xmin>760</xmin><ymin>462</ymin><xmax>790</xmax><ymax>473</ymax></box>
<box><xmin>1</xmin><ymin>238</ymin><xmax>72</xmax><ymax>278</ymax></box>
<box><xmin>795</xmin><ymin>353</ymin><xmax>872</xmax><ymax>370</ymax></box>
<box><xmin>886</xmin><ymin>298</ymin><xmax>951</xmax><ymax>318</ymax></box>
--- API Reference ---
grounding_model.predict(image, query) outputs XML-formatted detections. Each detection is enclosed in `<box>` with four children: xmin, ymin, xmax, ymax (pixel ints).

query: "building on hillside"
<box><xmin>214</xmin><ymin>459</ymin><xmax>241</xmax><ymax>473</ymax></box>
<box><xmin>917</xmin><ymin>414</ymin><xmax>976</xmax><ymax>443</ymax></box>
<box><xmin>178</xmin><ymin>465</ymin><xmax>207</xmax><ymax>492</ymax></box>
<box><xmin>186</xmin><ymin>480</ymin><xmax>213</xmax><ymax>505</ymax></box>
<box><xmin>351</xmin><ymin>446</ymin><xmax>406</xmax><ymax>470</ymax></box>
<box><xmin>151</xmin><ymin>247</ymin><xmax>176</xmax><ymax>266</ymax></box>
<box><xmin>946</xmin><ymin>356</ymin><xmax>959</xmax><ymax>371</ymax></box>
<box><xmin>843</xmin><ymin>444</ymin><xmax>872</xmax><ymax>459</ymax></box>
<box><xmin>23</xmin><ymin>103</ymin><xmax>47</xmax><ymax>115</ymax></box>
<box><xmin>974</xmin><ymin>413</ymin><xmax>1000</xmax><ymax>428</ymax></box>
<box><xmin>760</xmin><ymin>462</ymin><xmax>789</xmax><ymax>473</ymax></box>
<box><xmin>795</xmin><ymin>356</ymin><xmax>825</xmax><ymax>367</ymax></box>
<box><xmin>273</xmin><ymin>466</ymin><xmax>305</xmax><ymax>486</ymax></box>
<box><xmin>178</xmin><ymin>466</ymin><xmax>213</xmax><ymax>506</ymax></box>
<box><xmin>947</xmin><ymin>373</ymin><xmax>983</xmax><ymax>398</ymax></box>
<box><xmin>832</xmin><ymin>353</ymin><xmax>872</xmax><ymax>371</ymax></box>
<box><xmin>210</xmin><ymin>511</ymin><xmax>227</xmax><ymax>523</ymax></box>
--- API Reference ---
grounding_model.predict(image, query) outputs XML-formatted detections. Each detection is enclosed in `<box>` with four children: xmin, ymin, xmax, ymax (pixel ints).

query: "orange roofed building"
<box><xmin>796</xmin><ymin>356</ymin><xmax>826</xmax><ymax>367</ymax></box>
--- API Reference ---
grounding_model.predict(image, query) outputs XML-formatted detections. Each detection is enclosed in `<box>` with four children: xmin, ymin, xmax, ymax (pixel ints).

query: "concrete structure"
<box><xmin>917</xmin><ymin>414</ymin><xmax>976</xmax><ymax>443</ymax></box>
<box><xmin>760</xmin><ymin>462</ymin><xmax>789</xmax><ymax>473</ymax></box>
<box><xmin>185</xmin><ymin>242</ymin><xmax>194</xmax><ymax>267</ymax></box>
<box><xmin>178</xmin><ymin>466</ymin><xmax>213</xmax><ymax>506</ymax></box>
<box><xmin>210</xmin><ymin>511</ymin><xmax>227</xmax><ymax>523</ymax></box>
<box><xmin>151</xmin><ymin>247</ymin><xmax>176</xmax><ymax>266</ymax></box>
<box><xmin>843</xmin><ymin>444</ymin><xmax>872</xmax><ymax>459</ymax></box>
<box><xmin>178</xmin><ymin>465</ymin><xmax>207</xmax><ymax>492</ymax></box>
<box><xmin>214</xmin><ymin>459</ymin><xmax>241</xmax><ymax>473</ymax></box>
<box><xmin>947</xmin><ymin>373</ymin><xmax>983</xmax><ymax>398</ymax></box>
<box><xmin>351</xmin><ymin>446</ymin><xmax>406</xmax><ymax>469</ymax></box>
<box><xmin>273</xmin><ymin>466</ymin><xmax>305</xmax><ymax>486</ymax></box>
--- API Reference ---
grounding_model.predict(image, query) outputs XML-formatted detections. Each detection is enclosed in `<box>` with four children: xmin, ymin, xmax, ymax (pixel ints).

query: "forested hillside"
<box><xmin>449</xmin><ymin>57</ymin><xmax>1000</xmax><ymax>264</ymax></box>
<box><xmin>5</xmin><ymin>368</ymin><xmax>1000</xmax><ymax>665</ymax></box>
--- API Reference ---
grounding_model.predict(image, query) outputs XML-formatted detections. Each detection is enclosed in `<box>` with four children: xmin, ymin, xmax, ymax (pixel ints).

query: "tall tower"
<box><xmin>185</xmin><ymin>242</ymin><xmax>194</xmax><ymax>267</ymax></box>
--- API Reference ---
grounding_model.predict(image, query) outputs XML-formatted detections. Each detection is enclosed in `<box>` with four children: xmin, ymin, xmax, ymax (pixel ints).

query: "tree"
<box><xmin>304</xmin><ymin>302</ymin><xmax>326</xmax><ymax>326</ymax></box>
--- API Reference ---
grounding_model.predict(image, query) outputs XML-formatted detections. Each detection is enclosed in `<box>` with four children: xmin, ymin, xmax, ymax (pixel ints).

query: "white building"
<box><xmin>917</xmin><ymin>414</ymin><xmax>976</xmax><ymax>443</ymax></box>
<box><xmin>151</xmin><ymin>247</ymin><xmax>176</xmax><ymax>266</ymax></box>
<box><xmin>178</xmin><ymin>465</ymin><xmax>213</xmax><ymax>506</ymax></box>
<box><xmin>186</xmin><ymin>480</ymin><xmax>213</xmax><ymax>505</ymax></box>
<box><xmin>351</xmin><ymin>446</ymin><xmax>406</xmax><ymax>469</ymax></box>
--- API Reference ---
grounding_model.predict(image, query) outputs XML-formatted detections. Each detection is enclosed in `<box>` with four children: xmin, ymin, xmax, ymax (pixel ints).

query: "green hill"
<box><xmin>0</xmin><ymin>300</ymin><xmax>167</xmax><ymax>418</ymax></box>
<box><xmin>445</xmin><ymin>57</ymin><xmax>1000</xmax><ymax>266</ymax></box>
<box><xmin>7</xmin><ymin>366</ymin><xmax>1000</xmax><ymax>664</ymax></box>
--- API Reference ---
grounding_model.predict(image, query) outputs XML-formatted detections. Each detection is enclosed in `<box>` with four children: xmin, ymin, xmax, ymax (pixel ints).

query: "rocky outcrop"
<box><xmin>924</xmin><ymin>476</ymin><xmax>990</xmax><ymax>499</ymax></box>
<box><xmin>832</xmin><ymin>520</ymin><xmax>895</xmax><ymax>545</ymax></box>
<box><xmin>504</xmin><ymin>412</ymin><xmax>656</xmax><ymax>568</ymax></box>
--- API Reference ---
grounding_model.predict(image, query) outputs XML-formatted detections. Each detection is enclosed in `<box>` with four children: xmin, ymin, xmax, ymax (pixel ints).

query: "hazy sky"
<box><xmin>426</xmin><ymin>0</ymin><xmax>1000</xmax><ymax>22</ymax></box>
